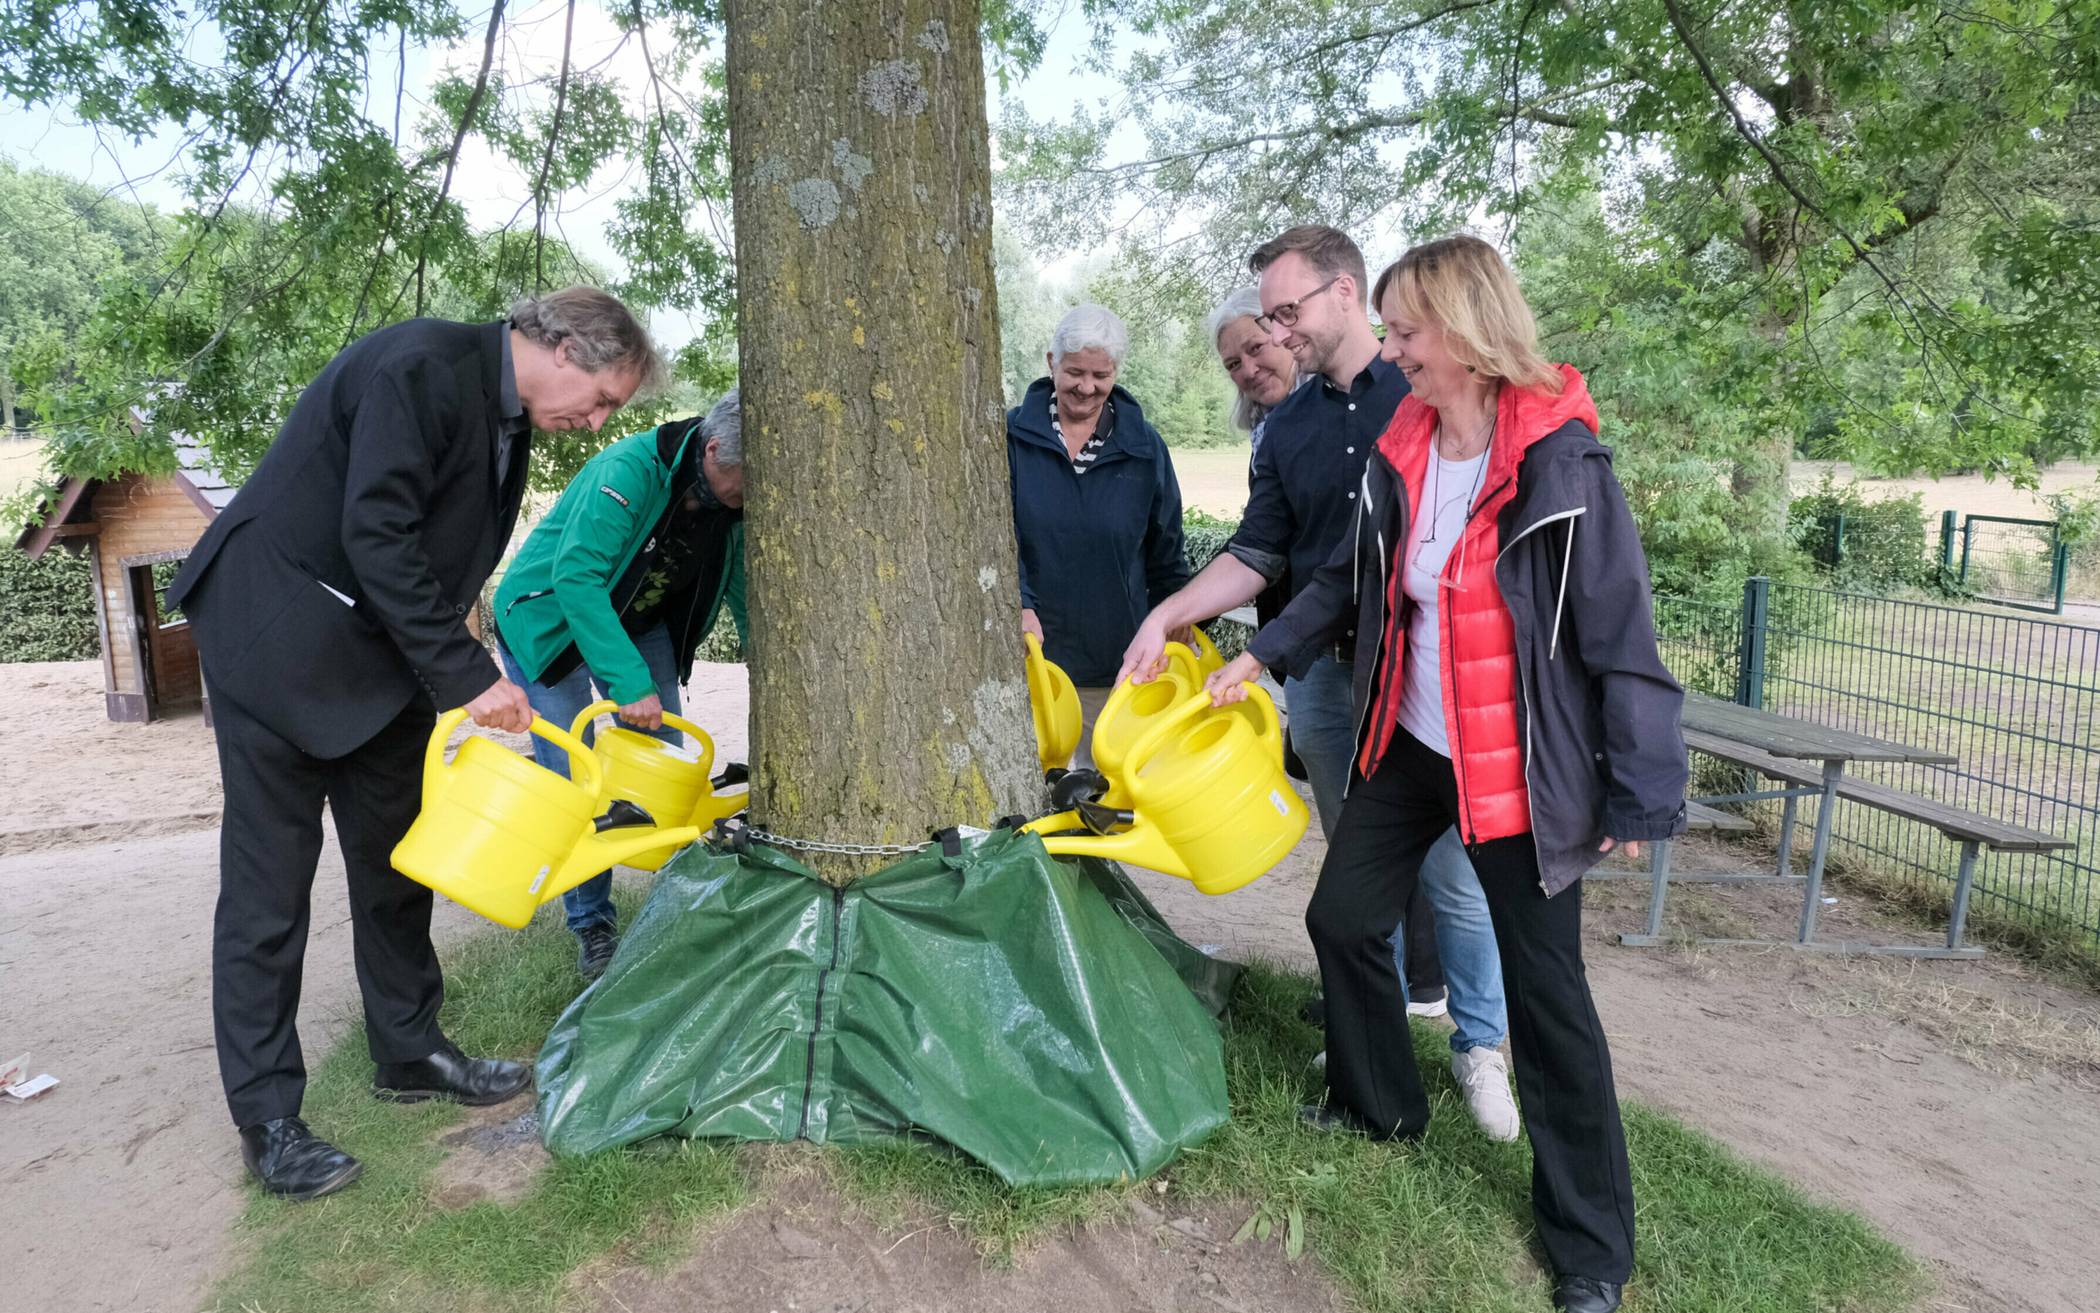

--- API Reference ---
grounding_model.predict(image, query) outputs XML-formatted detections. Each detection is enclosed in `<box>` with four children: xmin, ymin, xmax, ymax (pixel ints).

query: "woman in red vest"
<box><xmin>1207</xmin><ymin>235</ymin><xmax>1687</xmax><ymax>1313</ymax></box>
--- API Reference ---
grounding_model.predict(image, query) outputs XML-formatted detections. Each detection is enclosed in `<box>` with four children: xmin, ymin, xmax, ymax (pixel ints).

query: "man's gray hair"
<box><xmin>701</xmin><ymin>387</ymin><xmax>742</xmax><ymax>467</ymax></box>
<box><xmin>1048</xmin><ymin>303</ymin><xmax>1129</xmax><ymax>367</ymax></box>
<box><xmin>510</xmin><ymin>286</ymin><xmax>668</xmax><ymax>395</ymax></box>
<box><xmin>1206</xmin><ymin>286</ymin><xmax>1291</xmax><ymax>434</ymax></box>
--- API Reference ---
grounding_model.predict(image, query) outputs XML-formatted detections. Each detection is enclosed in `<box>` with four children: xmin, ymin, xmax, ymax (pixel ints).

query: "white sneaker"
<box><xmin>1406</xmin><ymin>993</ymin><xmax>1449</xmax><ymax>1019</ymax></box>
<box><xmin>1452</xmin><ymin>1047</ymin><xmax>1521</xmax><ymax>1143</ymax></box>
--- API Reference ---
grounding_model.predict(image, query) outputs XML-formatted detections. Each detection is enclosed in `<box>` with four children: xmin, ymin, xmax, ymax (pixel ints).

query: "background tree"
<box><xmin>998</xmin><ymin>0</ymin><xmax>2100</xmax><ymax>535</ymax></box>
<box><xmin>724</xmin><ymin>0</ymin><xmax>1041</xmax><ymax>872</ymax></box>
<box><xmin>0</xmin><ymin>161</ymin><xmax>167</xmax><ymax>432</ymax></box>
<box><xmin>0</xmin><ymin>0</ymin><xmax>1047</xmax><ymax>491</ymax></box>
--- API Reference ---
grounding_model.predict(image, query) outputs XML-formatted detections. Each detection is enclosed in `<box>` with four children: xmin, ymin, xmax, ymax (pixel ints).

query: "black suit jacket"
<box><xmin>169</xmin><ymin>319</ymin><xmax>530</xmax><ymax>759</ymax></box>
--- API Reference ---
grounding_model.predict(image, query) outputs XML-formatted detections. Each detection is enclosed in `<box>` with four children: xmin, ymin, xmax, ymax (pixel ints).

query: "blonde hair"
<box><xmin>1370</xmin><ymin>235</ymin><xmax>1562</xmax><ymax>394</ymax></box>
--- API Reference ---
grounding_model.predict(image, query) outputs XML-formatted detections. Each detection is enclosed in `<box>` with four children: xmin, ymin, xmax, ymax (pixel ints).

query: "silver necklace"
<box><xmin>1418</xmin><ymin>413</ymin><xmax>1494</xmax><ymax>548</ymax></box>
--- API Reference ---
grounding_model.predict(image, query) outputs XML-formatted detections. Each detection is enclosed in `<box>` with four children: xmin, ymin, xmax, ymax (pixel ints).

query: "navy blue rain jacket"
<box><xmin>1007</xmin><ymin>378</ymin><xmax>1191</xmax><ymax>686</ymax></box>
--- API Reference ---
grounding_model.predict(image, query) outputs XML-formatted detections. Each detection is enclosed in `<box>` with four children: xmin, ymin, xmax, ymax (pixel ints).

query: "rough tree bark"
<box><xmin>724</xmin><ymin>0</ymin><xmax>1041</xmax><ymax>878</ymax></box>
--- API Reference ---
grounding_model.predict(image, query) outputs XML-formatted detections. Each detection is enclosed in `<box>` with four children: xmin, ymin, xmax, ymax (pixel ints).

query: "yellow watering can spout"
<box><xmin>562</xmin><ymin>818</ymin><xmax>703</xmax><ymax>889</ymax></box>
<box><xmin>566</xmin><ymin>699</ymin><xmax>720</xmax><ymax>872</ymax></box>
<box><xmin>1030</xmin><ymin>685</ymin><xmax>1308</xmax><ymax>896</ymax></box>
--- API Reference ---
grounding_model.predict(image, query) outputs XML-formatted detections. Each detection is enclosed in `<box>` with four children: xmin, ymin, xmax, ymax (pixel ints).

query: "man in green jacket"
<box><xmin>494</xmin><ymin>389</ymin><xmax>748</xmax><ymax>977</ymax></box>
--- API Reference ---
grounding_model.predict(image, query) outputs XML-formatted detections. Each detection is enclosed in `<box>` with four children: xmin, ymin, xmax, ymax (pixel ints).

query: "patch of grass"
<box><xmin>205</xmin><ymin>898</ymin><xmax>748</xmax><ymax>1313</ymax></box>
<box><xmin>1791</xmin><ymin>961</ymin><xmax>2100</xmax><ymax>1090</ymax></box>
<box><xmin>832</xmin><ymin>963</ymin><xmax>1928</xmax><ymax>1313</ymax></box>
<box><xmin>210</xmin><ymin>914</ymin><xmax>1925</xmax><ymax>1313</ymax></box>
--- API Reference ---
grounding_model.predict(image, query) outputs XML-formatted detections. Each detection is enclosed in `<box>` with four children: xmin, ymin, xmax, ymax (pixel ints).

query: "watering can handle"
<box><xmin>1118</xmin><ymin>691</ymin><xmax>1217</xmax><ymax>796</ymax></box>
<box><xmin>424</xmin><ymin>708</ymin><xmax>471</xmax><ymax>814</ymax></box>
<box><xmin>1097</xmin><ymin>673</ymin><xmax>1142</xmax><ymax>729</ymax></box>
<box><xmin>1242</xmin><ymin>682</ymin><xmax>1284</xmax><ymax>758</ymax></box>
<box><xmin>1023</xmin><ymin>631</ymin><xmax>1055</xmax><ymax>707</ymax></box>
<box><xmin>528</xmin><ymin>716</ymin><xmax>602</xmax><ymax>802</ymax></box>
<box><xmin>568</xmin><ymin>698</ymin><xmax>715</xmax><ymax>755</ymax></box>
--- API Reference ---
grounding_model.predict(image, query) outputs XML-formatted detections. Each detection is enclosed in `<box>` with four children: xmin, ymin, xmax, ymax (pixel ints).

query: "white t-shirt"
<box><xmin>1397</xmin><ymin>447</ymin><xmax>1490</xmax><ymax>757</ymax></box>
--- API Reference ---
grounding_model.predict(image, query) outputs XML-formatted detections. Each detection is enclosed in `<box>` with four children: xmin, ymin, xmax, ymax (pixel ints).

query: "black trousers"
<box><xmin>1308</xmin><ymin>727</ymin><xmax>1636</xmax><ymax>1282</ymax></box>
<box><xmin>209</xmin><ymin>686</ymin><xmax>446</xmax><ymax>1128</ymax></box>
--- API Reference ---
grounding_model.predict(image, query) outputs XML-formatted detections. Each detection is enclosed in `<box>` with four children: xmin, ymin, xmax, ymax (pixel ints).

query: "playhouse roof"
<box><xmin>13</xmin><ymin>412</ymin><xmax>237</xmax><ymax>559</ymax></box>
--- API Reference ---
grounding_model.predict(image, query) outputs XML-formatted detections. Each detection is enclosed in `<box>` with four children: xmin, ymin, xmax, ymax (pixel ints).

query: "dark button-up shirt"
<box><xmin>1225</xmin><ymin>356</ymin><xmax>1409</xmax><ymax>670</ymax></box>
<box><xmin>496</xmin><ymin>325</ymin><xmax>529</xmax><ymax>484</ymax></box>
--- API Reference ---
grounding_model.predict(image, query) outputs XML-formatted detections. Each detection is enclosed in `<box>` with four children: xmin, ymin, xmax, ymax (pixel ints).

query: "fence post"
<box><xmin>1939</xmin><ymin>509</ymin><xmax>1957</xmax><ymax>572</ymax></box>
<box><xmin>2052</xmin><ymin>530</ymin><xmax>2070</xmax><ymax>616</ymax></box>
<box><xmin>1832</xmin><ymin>512</ymin><xmax>1846</xmax><ymax>568</ymax></box>
<box><xmin>1736</xmin><ymin>576</ymin><xmax>1770</xmax><ymax>709</ymax></box>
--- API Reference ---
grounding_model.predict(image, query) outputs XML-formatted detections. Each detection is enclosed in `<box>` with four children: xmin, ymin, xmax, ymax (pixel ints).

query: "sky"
<box><xmin>0</xmin><ymin>1</ymin><xmax>1146</xmax><ymax>349</ymax></box>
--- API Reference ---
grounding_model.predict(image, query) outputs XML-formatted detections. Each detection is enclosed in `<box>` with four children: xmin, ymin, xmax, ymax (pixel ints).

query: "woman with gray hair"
<box><xmin>1206</xmin><ymin>285</ymin><xmax>1301</xmax><ymax>450</ymax></box>
<box><xmin>1008</xmin><ymin>303</ymin><xmax>1192</xmax><ymax>767</ymax></box>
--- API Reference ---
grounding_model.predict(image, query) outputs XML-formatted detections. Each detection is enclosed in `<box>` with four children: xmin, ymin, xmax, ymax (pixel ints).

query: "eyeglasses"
<box><xmin>1255</xmin><ymin>276</ymin><xmax>1339</xmax><ymax>333</ymax></box>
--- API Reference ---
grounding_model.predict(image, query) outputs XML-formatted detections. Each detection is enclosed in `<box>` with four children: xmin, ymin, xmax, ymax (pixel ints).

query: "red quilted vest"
<box><xmin>1359</xmin><ymin>367</ymin><xmax>1601</xmax><ymax>843</ymax></box>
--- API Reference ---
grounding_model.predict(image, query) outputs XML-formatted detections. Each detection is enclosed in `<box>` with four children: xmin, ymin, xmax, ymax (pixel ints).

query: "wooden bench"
<box><xmin>1626</xmin><ymin>731</ymin><xmax>2075</xmax><ymax>957</ymax></box>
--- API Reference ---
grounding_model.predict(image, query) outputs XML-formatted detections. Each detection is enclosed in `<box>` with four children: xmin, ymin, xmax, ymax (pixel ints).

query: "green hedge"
<box><xmin>1788</xmin><ymin>483</ymin><xmax>1932</xmax><ymax>589</ymax></box>
<box><xmin>0</xmin><ymin>544</ymin><xmax>100</xmax><ymax>662</ymax></box>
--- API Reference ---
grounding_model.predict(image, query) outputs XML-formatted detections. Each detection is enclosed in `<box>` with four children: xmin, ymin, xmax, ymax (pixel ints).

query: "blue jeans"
<box><xmin>1285</xmin><ymin>655</ymin><xmax>1508</xmax><ymax>1053</ymax></box>
<box><xmin>496</xmin><ymin>626</ymin><xmax>683</xmax><ymax>934</ymax></box>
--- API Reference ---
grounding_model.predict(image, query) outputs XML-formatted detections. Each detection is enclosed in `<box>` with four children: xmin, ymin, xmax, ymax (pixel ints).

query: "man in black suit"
<box><xmin>167</xmin><ymin>287</ymin><xmax>663</xmax><ymax>1199</ymax></box>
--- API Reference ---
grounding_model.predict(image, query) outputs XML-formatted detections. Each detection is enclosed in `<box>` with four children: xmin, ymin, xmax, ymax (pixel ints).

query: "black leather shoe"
<box><xmin>373</xmin><ymin>1041</ymin><xmax>531</xmax><ymax>1106</ymax></box>
<box><xmin>1298</xmin><ymin>1102</ymin><xmax>1368</xmax><ymax>1136</ymax></box>
<box><xmin>576</xmin><ymin>925</ymin><xmax>618</xmax><ymax>979</ymax></box>
<box><xmin>238</xmin><ymin>1116</ymin><xmax>362</xmax><ymax>1201</ymax></box>
<box><xmin>1297</xmin><ymin>1103</ymin><xmax>1425</xmax><ymax>1143</ymax></box>
<box><xmin>1554</xmin><ymin>1276</ymin><xmax>1623</xmax><ymax>1312</ymax></box>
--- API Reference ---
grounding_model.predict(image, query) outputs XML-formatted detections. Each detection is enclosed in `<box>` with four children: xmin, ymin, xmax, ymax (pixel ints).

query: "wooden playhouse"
<box><xmin>13</xmin><ymin>426</ymin><xmax>235</xmax><ymax>723</ymax></box>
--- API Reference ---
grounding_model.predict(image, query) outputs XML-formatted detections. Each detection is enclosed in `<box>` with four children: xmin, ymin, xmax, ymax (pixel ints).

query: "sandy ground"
<box><xmin>4</xmin><ymin>659</ymin><xmax>2100</xmax><ymax>1312</ymax></box>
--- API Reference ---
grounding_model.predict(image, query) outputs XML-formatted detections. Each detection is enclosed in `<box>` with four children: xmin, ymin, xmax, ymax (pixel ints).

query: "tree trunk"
<box><xmin>1730</xmin><ymin>284</ymin><xmax>1798</xmax><ymax>536</ymax></box>
<box><xmin>724</xmin><ymin>0</ymin><xmax>1040</xmax><ymax>879</ymax></box>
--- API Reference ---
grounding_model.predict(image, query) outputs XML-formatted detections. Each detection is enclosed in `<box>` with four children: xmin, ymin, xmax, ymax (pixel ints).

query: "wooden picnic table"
<box><xmin>1680</xmin><ymin>693</ymin><xmax>1958</xmax><ymax>767</ymax></box>
<box><xmin>1629</xmin><ymin>693</ymin><xmax>1965</xmax><ymax>954</ymax></box>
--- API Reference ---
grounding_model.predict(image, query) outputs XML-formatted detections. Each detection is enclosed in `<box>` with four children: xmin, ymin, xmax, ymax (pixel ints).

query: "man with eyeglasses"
<box><xmin>1118</xmin><ymin>225</ymin><xmax>1517</xmax><ymax>1143</ymax></box>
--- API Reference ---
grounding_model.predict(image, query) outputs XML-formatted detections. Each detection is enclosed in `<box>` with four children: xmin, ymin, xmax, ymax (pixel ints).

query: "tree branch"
<box><xmin>1287</xmin><ymin>0</ymin><xmax>1500</xmax><ymax>68</ymax></box>
<box><xmin>1085</xmin><ymin>98</ymin><xmax>1587</xmax><ymax>181</ymax></box>
<box><xmin>533</xmin><ymin>0</ymin><xmax>578</xmax><ymax>292</ymax></box>
<box><xmin>414</xmin><ymin>0</ymin><xmax>507</xmax><ymax>315</ymax></box>
<box><xmin>1658</xmin><ymin>0</ymin><xmax>1917</xmax><ymax>319</ymax></box>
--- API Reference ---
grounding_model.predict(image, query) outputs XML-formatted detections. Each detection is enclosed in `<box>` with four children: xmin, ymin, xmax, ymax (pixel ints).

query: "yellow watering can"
<box><xmin>391</xmin><ymin>710</ymin><xmax>700</xmax><ymax>929</ymax></box>
<box><xmin>1025</xmin><ymin>686</ymin><xmax>1308</xmax><ymax>895</ymax></box>
<box><xmin>567</xmin><ymin>700</ymin><xmax>743</xmax><ymax>871</ymax></box>
<box><xmin>1025</xmin><ymin>632</ymin><xmax>1082</xmax><ymax>774</ymax></box>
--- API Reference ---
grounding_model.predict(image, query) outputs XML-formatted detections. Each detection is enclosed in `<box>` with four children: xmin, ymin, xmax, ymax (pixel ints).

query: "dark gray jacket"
<box><xmin>1248</xmin><ymin>420</ymin><xmax>1688</xmax><ymax>893</ymax></box>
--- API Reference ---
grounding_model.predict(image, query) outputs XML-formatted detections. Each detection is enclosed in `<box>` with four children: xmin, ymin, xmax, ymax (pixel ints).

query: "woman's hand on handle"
<box><xmin>1020</xmin><ymin>608</ymin><xmax>1044</xmax><ymax>643</ymax></box>
<box><xmin>1204</xmin><ymin>653</ymin><xmax>1265</xmax><ymax>706</ymax></box>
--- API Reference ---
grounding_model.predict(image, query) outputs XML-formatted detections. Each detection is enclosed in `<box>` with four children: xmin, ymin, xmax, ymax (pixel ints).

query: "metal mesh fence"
<box><xmin>1657</xmin><ymin>582</ymin><xmax>2100</xmax><ymax>956</ymax></box>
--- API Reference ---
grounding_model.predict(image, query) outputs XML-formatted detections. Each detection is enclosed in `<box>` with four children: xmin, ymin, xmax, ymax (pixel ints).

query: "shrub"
<box><xmin>1788</xmin><ymin>481</ymin><xmax>1931</xmax><ymax>589</ymax></box>
<box><xmin>0</xmin><ymin>544</ymin><xmax>100</xmax><ymax>662</ymax></box>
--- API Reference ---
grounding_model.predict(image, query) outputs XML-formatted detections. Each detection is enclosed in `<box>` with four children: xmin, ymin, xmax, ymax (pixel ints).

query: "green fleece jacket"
<box><xmin>494</xmin><ymin>419</ymin><xmax>746</xmax><ymax>703</ymax></box>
